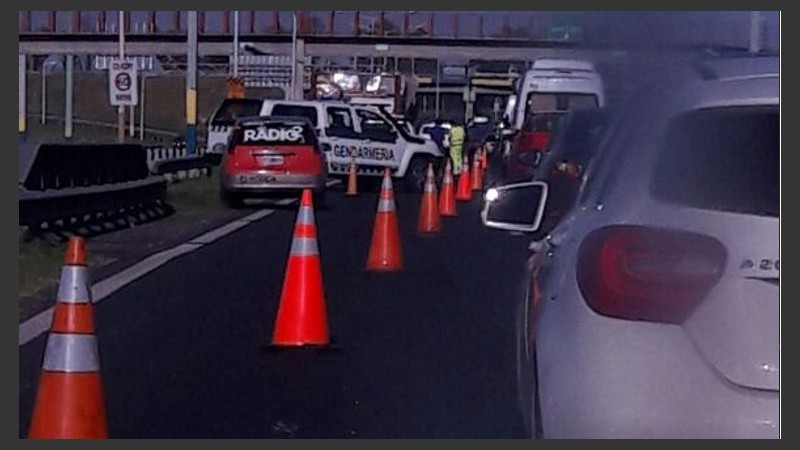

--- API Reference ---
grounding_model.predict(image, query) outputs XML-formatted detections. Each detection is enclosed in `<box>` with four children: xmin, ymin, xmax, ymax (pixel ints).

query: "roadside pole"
<box><xmin>65</xmin><ymin>54</ymin><xmax>73</xmax><ymax>139</ymax></box>
<box><xmin>749</xmin><ymin>11</ymin><xmax>763</xmax><ymax>54</ymax></box>
<box><xmin>19</xmin><ymin>54</ymin><xmax>26</xmax><ymax>143</ymax></box>
<box><xmin>187</xmin><ymin>11</ymin><xmax>198</xmax><ymax>155</ymax></box>
<box><xmin>233</xmin><ymin>11</ymin><xmax>240</xmax><ymax>77</ymax></box>
<box><xmin>117</xmin><ymin>10</ymin><xmax>126</xmax><ymax>143</ymax></box>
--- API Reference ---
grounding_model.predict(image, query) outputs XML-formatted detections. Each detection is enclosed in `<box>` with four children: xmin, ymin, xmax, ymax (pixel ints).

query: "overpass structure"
<box><xmin>19</xmin><ymin>11</ymin><xmax>729</xmax><ymax>141</ymax></box>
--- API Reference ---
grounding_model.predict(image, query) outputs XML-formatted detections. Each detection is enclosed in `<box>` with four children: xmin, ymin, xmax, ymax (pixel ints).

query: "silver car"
<box><xmin>483</xmin><ymin>54</ymin><xmax>779</xmax><ymax>438</ymax></box>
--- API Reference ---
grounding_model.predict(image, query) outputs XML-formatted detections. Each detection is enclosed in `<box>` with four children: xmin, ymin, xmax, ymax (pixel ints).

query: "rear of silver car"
<box><xmin>533</xmin><ymin>58</ymin><xmax>779</xmax><ymax>438</ymax></box>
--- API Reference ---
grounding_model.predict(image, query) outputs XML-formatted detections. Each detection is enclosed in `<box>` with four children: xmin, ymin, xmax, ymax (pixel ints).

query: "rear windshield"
<box><xmin>231</xmin><ymin>122</ymin><xmax>317</xmax><ymax>147</ymax></box>
<box><xmin>270</xmin><ymin>105</ymin><xmax>319</xmax><ymax>128</ymax></box>
<box><xmin>525</xmin><ymin>92</ymin><xmax>599</xmax><ymax>116</ymax></box>
<box><xmin>651</xmin><ymin>106</ymin><xmax>779</xmax><ymax>217</ymax></box>
<box><xmin>211</xmin><ymin>99</ymin><xmax>263</xmax><ymax>126</ymax></box>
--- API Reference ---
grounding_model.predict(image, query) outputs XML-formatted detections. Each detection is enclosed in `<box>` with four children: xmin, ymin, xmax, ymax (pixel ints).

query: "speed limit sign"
<box><xmin>109</xmin><ymin>58</ymin><xmax>138</xmax><ymax>106</ymax></box>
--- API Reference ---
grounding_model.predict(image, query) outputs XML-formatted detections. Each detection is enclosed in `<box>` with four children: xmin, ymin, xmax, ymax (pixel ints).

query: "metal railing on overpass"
<box><xmin>18</xmin><ymin>11</ymin><xmax>575</xmax><ymax>42</ymax></box>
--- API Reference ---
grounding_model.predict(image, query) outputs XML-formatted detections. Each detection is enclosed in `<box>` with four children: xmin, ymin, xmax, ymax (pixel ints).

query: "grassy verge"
<box><xmin>19</xmin><ymin>229</ymin><xmax>116</xmax><ymax>298</ymax></box>
<box><xmin>164</xmin><ymin>173</ymin><xmax>226</xmax><ymax>217</ymax></box>
<box><xmin>19</xmin><ymin>174</ymin><xmax>225</xmax><ymax>299</ymax></box>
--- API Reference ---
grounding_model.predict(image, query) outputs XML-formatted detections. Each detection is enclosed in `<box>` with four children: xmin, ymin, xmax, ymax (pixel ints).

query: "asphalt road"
<box><xmin>19</xmin><ymin>182</ymin><xmax>533</xmax><ymax>438</ymax></box>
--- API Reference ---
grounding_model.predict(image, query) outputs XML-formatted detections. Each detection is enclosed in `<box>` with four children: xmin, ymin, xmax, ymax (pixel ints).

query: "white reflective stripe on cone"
<box><xmin>424</xmin><ymin>182</ymin><xmax>436</xmax><ymax>194</ymax></box>
<box><xmin>57</xmin><ymin>266</ymin><xmax>92</xmax><ymax>304</ymax></box>
<box><xmin>377</xmin><ymin>199</ymin><xmax>396</xmax><ymax>213</ymax></box>
<box><xmin>296</xmin><ymin>206</ymin><xmax>315</xmax><ymax>225</ymax></box>
<box><xmin>381</xmin><ymin>175</ymin><xmax>393</xmax><ymax>190</ymax></box>
<box><xmin>42</xmin><ymin>334</ymin><xmax>100</xmax><ymax>373</ymax></box>
<box><xmin>290</xmin><ymin>237</ymin><xmax>319</xmax><ymax>256</ymax></box>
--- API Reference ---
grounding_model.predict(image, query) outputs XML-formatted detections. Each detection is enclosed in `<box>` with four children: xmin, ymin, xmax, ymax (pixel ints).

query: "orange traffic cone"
<box><xmin>480</xmin><ymin>147</ymin><xmax>489</xmax><ymax>171</ymax></box>
<box><xmin>439</xmin><ymin>158</ymin><xmax>457</xmax><ymax>217</ymax></box>
<box><xmin>367</xmin><ymin>169</ymin><xmax>403</xmax><ymax>272</ymax></box>
<box><xmin>417</xmin><ymin>163</ymin><xmax>442</xmax><ymax>234</ymax></box>
<box><xmin>471</xmin><ymin>152</ymin><xmax>484</xmax><ymax>191</ymax></box>
<box><xmin>271</xmin><ymin>189</ymin><xmax>330</xmax><ymax>347</ymax></box>
<box><xmin>346</xmin><ymin>159</ymin><xmax>358</xmax><ymax>196</ymax></box>
<box><xmin>456</xmin><ymin>155</ymin><xmax>472</xmax><ymax>202</ymax></box>
<box><xmin>28</xmin><ymin>237</ymin><xmax>108</xmax><ymax>439</ymax></box>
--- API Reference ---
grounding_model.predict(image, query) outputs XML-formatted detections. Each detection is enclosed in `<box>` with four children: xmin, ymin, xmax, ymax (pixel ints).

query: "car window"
<box><xmin>651</xmin><ymin>105</ymin><xmax>779</xmax><ymax>218</ymax></box>
<box><xmin>210</xmin><ymin>99</ymin><xmax>263</xmax><ymax>126</ymax></box>
<box><xmin>356</xmin><ymin>109</ymin><xmax>398</xmax><ymax>143</ymax></box>
<box><xmin>270</xmin><ymin>105</ymin><xmax>319</xmax><ymax>128</ymax></box>
<box><xmin>231</xmin><ymin>121</ymin><xmax>317</xmax><ymax>147</ymax></box>
<box><xmin>326</xmin><ymin>107</ymin><xmax>359</xmax><ymax>139</ymax></box>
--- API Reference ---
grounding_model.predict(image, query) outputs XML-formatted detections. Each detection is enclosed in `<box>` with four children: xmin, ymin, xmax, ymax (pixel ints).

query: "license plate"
<box><xmin>256</xmin><ymin>155</ymin><xmax>285</xmax><ymax>166</ymax></box>
<box><xmin>240</xmin><ymin>174</ymin><xmax>277</xmax><ymax>184</ymax></box>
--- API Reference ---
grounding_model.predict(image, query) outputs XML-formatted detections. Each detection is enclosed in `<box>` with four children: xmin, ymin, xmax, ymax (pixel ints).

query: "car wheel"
<box><xmin>220</xmin><ymin>189</ymin><xmax>244</xmax><ymax>209</ymax></box>
<box><xmin>403</xmin><ymin>156</ymin><xmax>434</xmax><ymax>193</ymax></box>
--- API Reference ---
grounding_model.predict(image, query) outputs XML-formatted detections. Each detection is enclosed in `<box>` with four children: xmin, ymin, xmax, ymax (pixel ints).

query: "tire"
<box><xmin>220</xmin><ymin>189</ymin><xmax>244</xmax><ymax>209</ymax></box>
<box><xmin>403</xmin><ymin>156</ymin><xmax>434</xmax><ymax>193</ymax></box>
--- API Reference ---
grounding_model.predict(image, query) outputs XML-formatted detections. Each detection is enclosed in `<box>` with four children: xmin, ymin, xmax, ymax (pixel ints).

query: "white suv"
<box><xmin>483</xmin><ymin>55</ymin><xmax>779</xmax><ymax>438</ymax></box>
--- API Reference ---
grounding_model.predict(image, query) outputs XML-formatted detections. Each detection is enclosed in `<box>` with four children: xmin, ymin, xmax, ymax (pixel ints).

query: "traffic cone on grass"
<box><xmin>366</xmin><ymin>169</ymin><xmax>403</xmax><ymax>272</ymax></box>
<box><xmin>271</xmin><ymin>190</ymin><xmax>330</xmax><ymax>347</ymax></box>
<box><xmin>28</xmin><ymin>237</ymin><xmax>108</xmax><ymax>439</ymax></box>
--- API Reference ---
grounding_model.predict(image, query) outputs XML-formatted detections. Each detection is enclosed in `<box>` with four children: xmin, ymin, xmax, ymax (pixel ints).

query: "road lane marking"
<box><xmin>19</xmin><ymin>205</ymin><xmax>294</xmax><ymax>347</ymax></box>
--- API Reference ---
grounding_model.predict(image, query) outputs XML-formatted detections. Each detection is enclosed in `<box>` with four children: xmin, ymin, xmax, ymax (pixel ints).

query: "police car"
<box><xmin>219</xmin><ymin>116</ymin><xmax>327</xmax><ymax>208</ymax></box>
<box><xmin>259</xmin><ymin>100</ymin><xmax>444</xmax><ymax>192</ymax></box>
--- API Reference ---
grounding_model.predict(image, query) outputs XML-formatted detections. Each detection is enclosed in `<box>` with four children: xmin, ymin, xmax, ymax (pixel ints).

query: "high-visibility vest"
<box><xmin>449</xmin><ymin>126</ymin><xmax>465</xmax><ymax>150</ymax></box>
<box><xmin>449</xmin><ymin>126</ymin><xmax>465</xmax><ymax>175</ymax></box>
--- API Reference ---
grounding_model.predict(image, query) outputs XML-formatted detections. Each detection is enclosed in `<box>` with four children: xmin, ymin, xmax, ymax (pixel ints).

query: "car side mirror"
<box><xmin>481</xmin><ymin>181</ymin><xmax>548</xmax><ymax>233</ymax></box>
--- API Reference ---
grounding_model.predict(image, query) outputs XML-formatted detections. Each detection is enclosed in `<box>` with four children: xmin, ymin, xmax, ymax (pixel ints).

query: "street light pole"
<box><xmin>117</xmin><ymin>10</ymin><xmax>126</xmax><ymax>143</ymax></box>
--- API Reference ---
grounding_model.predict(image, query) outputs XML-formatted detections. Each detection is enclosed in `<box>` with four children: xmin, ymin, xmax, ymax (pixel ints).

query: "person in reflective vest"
<box><xmin>449</xmin><ymin>122</ymin><xmax>466</xmax><ymax>176</ymax></box>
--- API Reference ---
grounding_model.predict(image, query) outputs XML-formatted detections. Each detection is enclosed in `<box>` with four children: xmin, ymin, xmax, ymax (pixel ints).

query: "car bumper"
<box><xmin>221</xmin><ymin>171</ymin><xmax>326</xmax><ymax>193</ymax></box>
<box><xmin>532</xmin><ymin>281</ymin><xmax>780</xmax><ymax>438</ymax></box>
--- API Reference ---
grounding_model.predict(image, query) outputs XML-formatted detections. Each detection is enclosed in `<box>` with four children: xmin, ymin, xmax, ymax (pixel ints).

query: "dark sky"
<box><xmin>25</xmin><ymin>11</ymin><xmax>779</xmax><ymax>50</ymax></box>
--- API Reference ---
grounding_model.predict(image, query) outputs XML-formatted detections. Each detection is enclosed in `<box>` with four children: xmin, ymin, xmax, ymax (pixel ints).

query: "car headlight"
<box><xmin>485</xmin><ymin>188</ymin><xmax>500</xmax><ymax>202</ymax></box>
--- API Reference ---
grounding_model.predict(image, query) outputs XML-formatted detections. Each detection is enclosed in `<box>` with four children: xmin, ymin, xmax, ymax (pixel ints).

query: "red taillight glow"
<box><xmin>514</xmin><ymin>131</ymin><xmax>551</xmax><ymax>152</ymax></box>
<box><xmin>577</xmin><ymin>226</ymin><xmax>727</xmax><ymax>324</ymax></box>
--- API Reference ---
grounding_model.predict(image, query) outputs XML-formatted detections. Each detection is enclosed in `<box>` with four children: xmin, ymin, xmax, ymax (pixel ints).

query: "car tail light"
<box><xmin>577</xmin><ymin>225</ymin><xmax>726</xmax><ymax>324</ymax></box>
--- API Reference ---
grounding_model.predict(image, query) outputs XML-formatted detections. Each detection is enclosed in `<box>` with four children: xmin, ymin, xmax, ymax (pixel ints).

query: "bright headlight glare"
<box><xmin>485</xmin><ymin>188</ymin><xmax>500</xmax><ymax>202</ymax></box>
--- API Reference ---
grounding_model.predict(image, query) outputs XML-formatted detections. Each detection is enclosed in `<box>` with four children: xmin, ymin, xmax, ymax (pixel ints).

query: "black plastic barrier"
<box><xmin>22</xmin><ymin>144</ymin><xmax>151</xmax><ymax>192</ymax></box>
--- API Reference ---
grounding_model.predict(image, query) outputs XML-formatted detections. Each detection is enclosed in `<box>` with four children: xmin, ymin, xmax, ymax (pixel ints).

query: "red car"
<box><xmin>220</xmin><ymin>116</ymin><xmax>327</xmax><ymax>208</ymax></box>
<box><xmin>504</xmin><ymin>113</ymin><xmax>563</xmax><ymax>182</ymax></box>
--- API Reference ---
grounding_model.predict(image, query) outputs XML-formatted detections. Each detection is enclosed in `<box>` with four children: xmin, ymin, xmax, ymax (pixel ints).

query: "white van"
<box><xmin>512</xmin><ymin>59</ymin><xmax>606</xmax><ymax>131</ymax></box>
<box><xmin>258</xmin><ymin>100</ymin><xmax>443</xmax><ymax>191</ymax></box>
